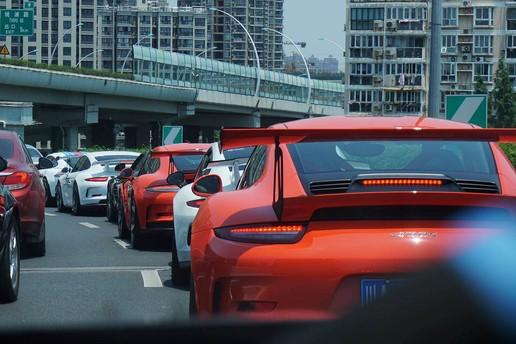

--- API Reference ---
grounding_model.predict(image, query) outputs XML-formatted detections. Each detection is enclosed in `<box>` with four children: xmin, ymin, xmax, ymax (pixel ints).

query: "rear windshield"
<box><xmin>173</xmin><ymin>154</ymin><xmax>203</xmax><ymax>172</ymax></box>
<box><xmin>221</xmin><ymin>147</ymin><xmax>255</xmax><ymax>161</ymax></box>
<box><xmin>288</xmin><ymin>140</ymin><xmax>498</xmax><ymax>184</ymax></box>
<box><xmin>95</xmin><ymin>155</ymin><xmax>137</xmax><ymax>162</ymax></box>
<box><xmin>0</xmin><ymin>139</ymin><xmax>14</xmax><ymax>159</ymax></box>
<box><xmin>27</xmin><ymin>146</ymin><xmax>42</xmax><ymax>158</ymax></box>
<box><xmin>64</xmin><ymin>156</ymin><xmax>82</xmax><ymax>168</ymax></box>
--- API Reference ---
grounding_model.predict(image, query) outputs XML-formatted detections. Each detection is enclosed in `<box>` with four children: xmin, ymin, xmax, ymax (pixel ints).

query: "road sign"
<box><xmin>162</xmin><ymin>126</ymin><xmax>183</xmax><ymax>145</ymax></box>
<box><xmin>0</xmin><ymin>9</ymin><xmax>34</xmax><ymax>36</ymax></box>
<box><xmin>23</xmin><ymin>1</ymin><xmax>36</xmax><ymax>9</ymax></box>
<box><xmin>0</xmin><ymin>44</ymin><xmax>9</xmax><ymax>56</ymax></box>
<box><xmin>445</xmin><ymin>95</ymin><xmax>488</xmax><ymax>128</ymax></box>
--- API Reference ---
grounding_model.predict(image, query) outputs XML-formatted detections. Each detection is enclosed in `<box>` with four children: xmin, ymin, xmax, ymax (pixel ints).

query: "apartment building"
<box><xmin>345</xmin><ymin>0</ymin><xmax>429</xmax><ymax>116</ymax></box>
<box><xmin>178</xmin><ymin>0</ymin><xmax>284</xmax><ymax>71</ymax></box>
<box><xmin>97</xmin><ymin>3</ymin><xmax>209</xmax><ymax>72</ymax></box>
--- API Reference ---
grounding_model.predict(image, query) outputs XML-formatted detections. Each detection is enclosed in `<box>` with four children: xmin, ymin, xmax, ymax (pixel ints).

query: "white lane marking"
<box><xmin>113</xmin><ymin>238</ymin><xmax>130</xmax><ymax>249</ymax></box>
<box><xmin>141</xmin><ymin>270</ymin><xmax>163</xmax><ymax>288</ymax></box>
<box><xmin>79</xmin><ymin>222</ymin><xmax>99</xmax><ymax>229</ymax></box>
<box><xmin>45</xmin><ymin>212</ymin><xmax>57</xmax><ymax>217</ymax></box>
<box><xmin>21</xmin><ymin>266</ymin><xmax>169</xmax><ymax>273</ymax></box>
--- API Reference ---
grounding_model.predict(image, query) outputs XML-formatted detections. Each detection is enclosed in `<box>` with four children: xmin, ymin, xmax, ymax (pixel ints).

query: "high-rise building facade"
<box><xmin>97</xmin><ymin>3</ymin><xmax>209</xmax><ymax>72</ymax></box>
<box><xmin>178</xmin><ymin>0</ymin><xmax>284</xmax><ymax>71</ymax></box>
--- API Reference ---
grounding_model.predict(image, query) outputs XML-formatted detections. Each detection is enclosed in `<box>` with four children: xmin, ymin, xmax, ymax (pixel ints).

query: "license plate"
<box><xmin>361</xmin><ymin>278</ymin><xmax>404</xmax><ymax>305</ymax></box>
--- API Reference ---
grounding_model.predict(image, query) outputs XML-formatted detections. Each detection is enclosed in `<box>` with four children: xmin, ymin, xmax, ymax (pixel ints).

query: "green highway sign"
<box><xmin>23</xmin><ymin>1</ymin><xmax>36</xmax><ymax>9</ymax></box>
<box><xmin>0</xmin><ymin>9</ymin><xmax>34</xmax><ymax>36</ymax></box>
<box><xmin>162</xmin><ymin>126</ymin><xmax>183</xmax><ymax>145</ymax></box>
<box><xmin>445</xmin><ymin>94</ymin><xmax>488</xmax><ymax>128</ymax></box>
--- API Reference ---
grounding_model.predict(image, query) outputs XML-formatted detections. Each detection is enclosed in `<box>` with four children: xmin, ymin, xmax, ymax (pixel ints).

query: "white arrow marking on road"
<box><xmin>141</xmin><ymin>270</ymin><xmax>163</xmax><ymax>288</ymax></box>
<box><xmin>45</xmin><ymin>212</ymin><xmax>57</xmax><ymax>217</ymax></box>
<box><xmin>79</xmin><ymin>222</ymin><xmax>99</xmax><ymax>229</ymax></box>
<box><xmin>113</xmin><ymin>238</ymin><xmax>130</xmax><ymax>249</ymax></box>
<box><xmin>452</xmin><ymin>97</ymin><xmax>484</xmax><ymax>123</ymax></box>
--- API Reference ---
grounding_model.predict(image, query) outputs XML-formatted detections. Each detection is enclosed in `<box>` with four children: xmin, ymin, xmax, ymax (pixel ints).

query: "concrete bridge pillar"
<box><xmin>65</xmin><ymin>127</ymin><xmax>79</xmax><ymax>151</ymax></box>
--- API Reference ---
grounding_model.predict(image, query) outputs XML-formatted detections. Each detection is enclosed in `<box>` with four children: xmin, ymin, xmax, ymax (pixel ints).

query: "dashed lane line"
<box><xmin>79</xmin><ymin>222</ymin><xmax>100</xmax><ymax>229</ymax></box>
<box><xmin>44</xmin><ymin>212</ymin><xmax>57</xmax><ymax>217</ymax></box>
<box><xmin>141</xmin><ymin>270</ymin><xmax>164</xmax><ymax>288</ymax></box>
<box><xmin>21</xmin><ymin>266</ymin><xmax>169</xmax><ymax>273</ymax></box>
<box><xmin>113</xmin><ymin>238</ymin><xmax>131</xmax><ymax>249</ymax></box>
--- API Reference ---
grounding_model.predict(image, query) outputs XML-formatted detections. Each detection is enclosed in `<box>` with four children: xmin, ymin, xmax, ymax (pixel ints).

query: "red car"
<box><xmin>118</xmin><ymin>143</ymin><xmax>210</xmax><ymax>248</ymax></box>
<box><xmin>0</xmin><ymin>130</ymin><xmax>53</xmax><ymax>257</ymax></box>
<box><xmin>189</xmin><ymin>116</ymin><xmax>516</xmax><ymax>317</ymax></box>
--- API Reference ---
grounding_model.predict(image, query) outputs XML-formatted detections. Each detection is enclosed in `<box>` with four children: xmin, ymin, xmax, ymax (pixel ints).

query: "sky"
<box><xmin>169</xmin><ymin>0</ymin><xmax>346</xmax><ymax>70</ymax></box>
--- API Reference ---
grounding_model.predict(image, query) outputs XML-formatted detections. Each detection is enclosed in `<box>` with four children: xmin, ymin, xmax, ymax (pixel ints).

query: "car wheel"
<box><xmin>55</xmin><ymin>184</ymin><xmax>65</xmax><ymax>212</ymax></box>
<box><xmin>117</xmin><ymin>203</ymin><xmax>129</xmax><ymax>239</ymax></box>
<box><xmin>27</xmin><ymin>218</ymin><xmax>46</xmax><ymax>257</ymax></box>
<box><xmin>189</xmin><ymin>273</ymin><xmax>197</xmax><ymax>317</ymax></box>
<box><xmin>0</xmin><ymin>217</ymin><xmax>20</xmax><ymax>303</ymax></box>
<box><xmin>106</xmin><ymin>191</ymin><xmax>117</xmax><ymax>223</ymax></box>
<box><xmin>71</xmin><ymin>184</ymin><xmax>82</xmax><ymax>216</ymax></box>
<box><xmin>129</xmin><ymin>200</ymin><xmax>143</xmax><ymax>249</ymax></box>
<box><xmin>171</xmin><ymin>230</ymin><xmax>189</xmax><ymax>285</ymax></box>
<box><xmin>43</xmin><ymin>178</ymin><xmax>54</xmax><ymax>207</ymax></box>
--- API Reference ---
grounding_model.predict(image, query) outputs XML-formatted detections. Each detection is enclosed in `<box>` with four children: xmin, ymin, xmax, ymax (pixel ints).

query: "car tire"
<box><xmin>106</xmin><ymin>191</ymin><xmax>117</xmax><ymax>223</ymax></box>
<box><xmin>189</xmin><ymin>273</ymin><xmax>197</xmax><ymax>317</ymax></box>
<box><xmin>43</xmin><ymin>178</ymin><xmax>55</xmax><ymax>207</ymax></box>
<box><xmin>55</xmin><ymin>184</ymin><xmax>65</xmax><ymax>212</ymax></box>
<box><xmin>171</xmin><ymin>230</ymin><xmax>189</xmax><ymax>285</ymax></box>
<box><xmin>27</xmin><ymin>218</ymin><xmax>46</xmax><ymax>257</ymax></box>
<box><xmin>71</xmin><ymin>184</ymin><xmax>82</xmax><ymax>216</ymax></box>
<box><xmin>117</xmin><ymin>203</ymin><xmax>129</xmax><ymax>239</ymax></box>
<box><xmin>0</xmin><ymin>217</ymin><xmax>20</xmax><ymax>303</ymax></box>
<box><xmin>129</xmin><ymin>200</ymin><xmax>143</xmax><ymax>249</ymax></box>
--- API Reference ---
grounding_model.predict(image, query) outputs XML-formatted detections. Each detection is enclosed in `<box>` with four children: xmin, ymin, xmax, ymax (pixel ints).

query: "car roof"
<box><xmin>0</xmin><ymin>129</ymin><xmax>18</xmax><ymax>139</ymax></box>
<box><xmin>152</xmin><ymin>143</ymin><xmax>211</xmax><ymax>154</ymax></box>
<box><xmin>275</xmin><ymin>116</ymin><xmax>476</xmax><ymax>130</ymax></box>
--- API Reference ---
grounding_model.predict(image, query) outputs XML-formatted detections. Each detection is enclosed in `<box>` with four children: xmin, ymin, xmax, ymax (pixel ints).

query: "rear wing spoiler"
<box><xmin>220</xmin><ymin>127</ymin><xmax>516</xmax><ymax>221</ymax></box>
<box><xmin>221</xmin><ymin>128</ymin><xmax>516</xmax><ymax>150</ymax></box>
<box><xmin>93</xmin><ymin>159</ymin><xmax>135</xmax><ymax>167</ymax></box>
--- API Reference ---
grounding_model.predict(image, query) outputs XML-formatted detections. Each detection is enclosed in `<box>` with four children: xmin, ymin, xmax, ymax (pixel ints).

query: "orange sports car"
<box><xmin>118</xmin><ymin>143</ymin><xmax>210</xmax><ymax>248</ymax></box>
<box><xmin>189</xmin><ymin>116</ymin><xmax>516</xmax><ymax>317</ymax></box>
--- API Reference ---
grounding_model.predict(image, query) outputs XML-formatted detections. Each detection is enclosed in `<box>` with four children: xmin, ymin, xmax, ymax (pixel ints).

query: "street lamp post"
<box><xmin>120</xmin><ymin>33</ymin><xmax>153</xmax><ymax>74</ymax></box>
<box><xmin>209</xmin><ymin>7</ymin><xmax>261</xmax><ymax>98</ymax></box>
<box><xmin>265</xmin><ymin>28</ymin><xmax>311</xmax><ymax>104</ymax></box>
<box><xmin>20</xmin><ymin>49</ymin><xmax>38</xmax><ymax>60</ymax></box>
<box><xmin>196</xmin><ymin>46</ymin><xmax>217</xmax><ymax>57</ymax></box>
<box><xmin>318</xmin><ymin>37</ymin><xmax>346</xmax><ymax>55</ymax></box>
<box><xmin>76</xmin><ymin>49</ymin><xmax>103</xmax><ymax>67</ymax></box>
<box><xmin>50</xmin><ymin>22</ymin><xmax>83</xmax><ymax>64</ymax></box>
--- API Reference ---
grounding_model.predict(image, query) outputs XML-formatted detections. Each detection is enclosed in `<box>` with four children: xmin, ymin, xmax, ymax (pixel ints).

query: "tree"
<box><xmin>491</xmin><ymin>58</ymin><xmax>516</xmax><ymax>128</ymax></box>
<box><xmin>474</xmin><ymin>75</ymin><xmax>488</xmax><ymax>95</ymax></box>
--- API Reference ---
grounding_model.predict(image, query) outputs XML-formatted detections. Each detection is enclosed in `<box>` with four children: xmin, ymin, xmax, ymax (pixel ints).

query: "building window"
<box><xmin>81</xmin><ymin>48</ymin><xmax>93</xmax><ymax>56</ymax></box>
<box><xmin>63</xmin><ymin>60</ymin><xmax>71</xmax><ymax>66</ymax></box>
<box><xmin>442</xmin><ymin>35</ymin><xmax>457</xmax><ymax>53</ymax></box>
<box><xmin>179</xmin><ymin>16</ymin><xmax>193</xmax><ymax>25</ymax></box>
<box><xmin>508</xmin><ymin>8</ymin><xmax>516</xmax><ymax>30</ymax></box>
<box><xmin>474</xmin><ymin>63</ymin><xmax>492</xmax><ymax>82</ymax></box>
<box><xmin>81</xmin><ymin>34</ymin><xmax>93</xmax><ymax>44</ymax></box>
<box><xmin>82</xmin><ymin>21</ymin><xmax>94</xmax><ymax>31</ymax></box>
<box><xmin>474</xmin><ymin>7</ymin><xmax>493</xmax><ymax>27</ymax></box>
<box><xmin>194</xmin><ymin>18</ymin><xmax>205</xmax><ymax>26</ymax></box>
<box><xmin>63</xmin><ymin>47</ymin><xmax>71</xmax><ymax>56</ymax></box>
<box><xmin>351</xmin><ymin>8</ymin><xmax>384</xmax><ymax>30</ymax></box>
<box><xmin>81</xmin><ymin>9</ymin><xmax>94</xmax><ymax>18</ymax></box>
<box><xmin>474</xmin><ymin>35</ymin><xmax>493</xmax><ymax>54</ymax></box>
<box><xmin>63</xmin><ymin>34</ymin><xmax>71</xmax><ymax>43</ymax></box>
<box><xmin>140</xmin><ymin>15</ymin><xmax>150</xmax><ymax>24</ymax></box>
<box><xmin>42</xmin><ymin>21</ymin><xmax>48</xmax><ymax>30</ymax></box>
<box><xmin>442</xmin><ymin>8</ymin><xmax>457</xmax><ymax>26</ymax></box>
<box><xmin>63</xmin><ymin>7</ymin><xmax>71</xmax><ymax>16</ymax></box>
<box><xmin>64</xmin><ymin>21</ymin><xmax>71</xmax><ymax>30</ymax></box>
<box><xmin>508</xmin><ymin>63</ymin><xmax>516</xmax><ymax>87</ymax></box>
<box><xmin>441</xmin><ymin>63</ymin><xmax>456</xmax><ymax>82</ymax></box>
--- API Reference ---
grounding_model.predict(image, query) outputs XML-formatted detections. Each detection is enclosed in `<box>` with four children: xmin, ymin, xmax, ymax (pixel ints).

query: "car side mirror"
<box><xmin>0</xmin><ymin>156</ymin><xmax>7</xmax><ymax>172</ymax></box>
<box><xmin>192</xmin><ymin>174</ymin><xmax>222</xmax><ymax>198</ymax></box>
<box><xmin>167</xmin><ymin>171</ymin><xmax>185</xmax><ymax>186</ymax></box>
<box><xmin>114</xmin><ymin>163</ymin><xmax>126</xmax><ymax>172</ymax></box>
<box><xmin>38</xmin><ymin>157</ymin><xmax>54</xmax><ymax>170</ymax></box>
<box><xmin>61</xmin><ymin>167</ymin><xmax>71</xmax><ymax>173</ymax></box>
<box><xmin>119</xmin><ymin>167</ymin><xmax>133</xmax><ymax>179</ymax></box>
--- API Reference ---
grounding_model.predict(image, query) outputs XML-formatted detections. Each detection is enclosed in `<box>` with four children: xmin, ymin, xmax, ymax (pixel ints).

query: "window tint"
<box><xmin>139</xmin><ymin>157</ymin><xmax>160</xmax><ymax>176</ymax></box>
<box><xmin>72</xmin><ymin>156</ymin><xmax>86</xmax><ymax>172</ymax></box>
<box><xmin>194</xmin><ymin>149</ymin><xmax>212</xmax><ymax>179</ymax></box>
<box><xmin>239</xmin><ymin>146</ymin><xmax>267</xmax><ymax>189</ymax></box>
<box><xmin>20</xmin><ymin>141</ymin><xmax>34</xmax><ymax>164</ymax></box>
<box><xmin>221</xmin><ymin>147</ymin><xmax>255</xmax><ymax>161</ymax></box>
<box><xmin>133</xmin><ymin>153</ymin><xmax>148</xmax><ymax>176</ymax></box>
<box><xmin>81</xmin><ymin>158</ymin><xmax>91</xmax><ymax>171</ymax></box>
<box><xmin>173</xmin><ymin>154</ymin><xmax>204</xmax><ymax>172</ymax></box>
<box><xmin>26</xmin><ymin>146</ymin><xmax>42</xmax><ymax>159</ymax></box>
<box><xmin>0</xmin><ymin>139</ymin><xmax>14</xmax><ymax>159</ymax></box>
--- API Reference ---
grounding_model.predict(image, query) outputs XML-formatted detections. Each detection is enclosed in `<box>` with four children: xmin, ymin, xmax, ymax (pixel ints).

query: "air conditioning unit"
<box><xmin>441</xmin><ymin>47</ymin><xmax>447</xmax><ymax>54</ymax></box>
<box><xmin>372</xmin><ymin>103</ymin><xmax>382</xmax><ymax>112</ymax></box>
<box><xmin>463</xmin><ymin>0</ymin><xmax>471</xmax><ymax>6</ymax></box>
<box><xmin>451</xmin><ymin>56</ymin><xmax>457</xmax><ymax>62</ymax></box>
<box><xmin>385</xmin><ymin>75</ymin><xmax>397</xmax><ymax>86</ymax></box>
<box><xmin>373</xmin><ymin>20</ymin><xmax>384</xmax><ymax>31</ymax></box>
<box><xmin>451</xmin><ymin>84</ymin><xmax>457</xmax><ymax>89</ymax></box>
<box><xmin>373</xmin><ymin>75</ymin><xmax>383</xmax><ymax>84</ymax></box>
<box><xmin>373</xmin><ymin>48</ymin><xmax>384</xmax><ymax>59</ymax></box>
<box><xmin>385</xmin><ymin>104</ymin><xmax>394</xmax><ymax>112</ymax></box>
<box><xmin>385</xmin><ymin>48</ymin><xmax>396</xmax><ymax>59</ymax></box>
<box><xmin>476</xmin><ymin>56</ymin><xmax>484</xmax><ymax>62</ymax></box>
<box><xmin>385</xmin><ymin>20</ymin><xmax>398</xmax><ymax>31</ymax></box>
<box><xmin>462</xmin><ymin>54</ymin><xmax>471</xmax><ymax>61</ymax></box>
<box><xmin>461</xmin><ymin>45</ymin><xmax>471</xmax><ymax>53</ymax></box>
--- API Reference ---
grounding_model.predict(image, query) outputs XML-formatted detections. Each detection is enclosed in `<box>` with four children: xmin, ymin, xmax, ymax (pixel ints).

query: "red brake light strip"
<box><xmin>361</xmin><ymin>179</ymin><xmax>443</xmax><ymax>186</ymax></box>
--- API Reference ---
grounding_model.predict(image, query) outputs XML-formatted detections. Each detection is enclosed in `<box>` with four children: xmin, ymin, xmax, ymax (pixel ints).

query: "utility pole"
<box><xmin>428</xmin><ymin>0</ymin><xmax>442</xmax><ymax>117</ymax></box>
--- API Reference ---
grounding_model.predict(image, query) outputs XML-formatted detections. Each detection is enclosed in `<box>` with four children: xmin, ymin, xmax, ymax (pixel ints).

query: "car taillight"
<box><xmin>214</xmin><ymin>223</ymin><xmax>306</xmax><ymax>244</ymax></box>
<box><xmin>186</xmin><ymin>199</ymin><xmax>205</xmax><ymax>208</ymax></box>
<box><xmin>85</xmin><ymin>177</ymin><xmax>109</xmax><ymax>182</ymax></box>
<box><xmin>3</xmin><ymin>172</ymin><xmax>32</xmax><ymax>191</ymax></box>
<box><xmin>361</xmin><ymin>179</ymin><xmax>443</xmax><ymax>186</ymax></box>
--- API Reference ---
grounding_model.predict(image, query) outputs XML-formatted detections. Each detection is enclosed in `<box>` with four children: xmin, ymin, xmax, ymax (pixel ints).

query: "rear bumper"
<box><xmin>80</xmin><ymin>182</ymin><xmax>108</xmax><ymax>206</ymax></box>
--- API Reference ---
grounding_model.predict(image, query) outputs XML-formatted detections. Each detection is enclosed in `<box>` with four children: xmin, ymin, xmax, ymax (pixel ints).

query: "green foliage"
<box><xmin>79</xmin><ymin>145</ymin><xmax>148</xmax><ymax>153</ymax></box>
<box><xmin>0</xmin><ymin>57</ymin><xmax>133</xmax><ymax>80</ymax></box>
<box><xmin>500</xmin><ymin>143</ymin><xmax>516</xmax><ymax>167</ymax></box>
<box><xmin>491</xmin><ymin>58</ymin><xmax>516</xmax><ymax>128</ymax></box>
<box><xmin>474</xmin><ymin>75</ymin><xmax>488</xmax><ymax>95</ymax></box>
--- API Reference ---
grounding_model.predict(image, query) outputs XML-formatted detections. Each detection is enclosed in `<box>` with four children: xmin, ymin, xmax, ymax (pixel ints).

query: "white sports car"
<box><xmin>55</xmin><ymin>151</ymin><xmax>140</xmax><ymax>215</ymax></box>
<box><xmin>170</xmin><ymin>144</ymin><xmax>253</xmax><ymax>284</ymax></box>
<box><xmin>25</xmin><ymin>144</ymin><xmax>43</xmax><ymax>165</ymax></box>
<box><xmin>39</xmin><ymin>152</ymin><xmax>84</xmax><ymax>205</ymax></box>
